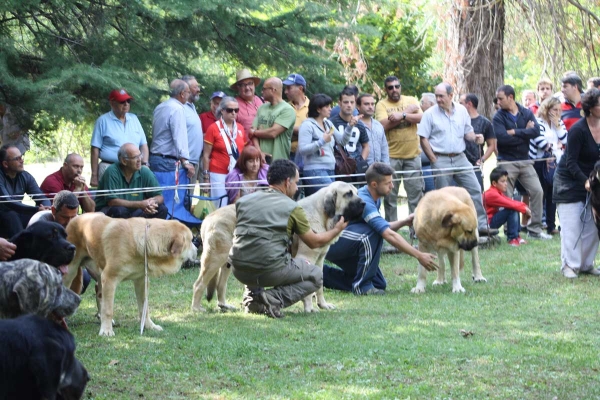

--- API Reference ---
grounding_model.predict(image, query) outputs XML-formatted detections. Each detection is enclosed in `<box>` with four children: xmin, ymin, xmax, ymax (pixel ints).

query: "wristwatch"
<box><xmin>402</xmin><ymin>112</ymin><xmax>407</xmax><ymax>120</ymax></box>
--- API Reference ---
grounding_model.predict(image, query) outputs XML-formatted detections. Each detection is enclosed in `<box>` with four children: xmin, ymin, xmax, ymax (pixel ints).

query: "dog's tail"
<box><xmin>206</xmin><ymin>273</ymin><xmax>219</xmax><ymax>302</ymax></box>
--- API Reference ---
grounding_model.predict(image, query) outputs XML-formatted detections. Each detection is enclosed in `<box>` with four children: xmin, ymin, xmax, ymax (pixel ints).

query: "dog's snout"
<box><xmin>459</xmin><ymin>239</ymin><xmax>478</xmax><ymax>251</ymax></box>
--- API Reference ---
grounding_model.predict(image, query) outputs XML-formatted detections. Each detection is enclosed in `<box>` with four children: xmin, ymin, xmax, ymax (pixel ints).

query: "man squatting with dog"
<box><xmin>228</xmin><ymin>159</ymin><xmax>348</xmax><ymax>318</ymax></box>
<box><xmin>323</xmin><ymin>162</ymin><xmax>438</xmax><ymax>295</ymax></box>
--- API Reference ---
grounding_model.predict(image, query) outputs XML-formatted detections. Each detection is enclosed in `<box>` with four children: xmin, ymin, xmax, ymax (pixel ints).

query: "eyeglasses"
<box><xmin>386</xmin><ymin>84</ymin><xmax>401</xmax><ymax>90</ymax></box>
<box><xmin>237</xmin><ymin>82</ymin><xmax>254</xmax><ymax>88</ymax></box>
<box><xmin>224</xmin><ymin>108</ymin><xmax>239</xmax><ymax>113</ymax></box>
<box><xmin>119</xmin><ymin>99</ymin><xmax>132</xmax><ymax>104</ymax></box>
<box><xmin>6</xmin><ymin>155</ymin><xmax>23</xmax><ymax>162</ymax></box>
<box><xmin>126</xmin><ymin>154</ymin><xmax>143</xmax><ymax>160</ymax></box>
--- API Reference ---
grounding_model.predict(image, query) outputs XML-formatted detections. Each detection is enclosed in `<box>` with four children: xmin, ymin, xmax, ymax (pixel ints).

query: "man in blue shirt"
<box><xmin>324</xmin><ymin>163</ymin><xmax>437</xmax><ymax>295</ymax></box>
<box><xmin>90</xmin><ymin>89</ymin><xmax>148</xmax><ymax>187</ymax></box>
<box><xmin>181</xmin><ymin>75</ymin><xmax>204</xmax><ymax>198</ymax></box>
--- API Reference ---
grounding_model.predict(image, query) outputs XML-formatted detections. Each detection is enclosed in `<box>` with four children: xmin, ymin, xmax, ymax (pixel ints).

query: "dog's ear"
<box><xmin>441</xmin><ymin>212</ymin><xmax>458</xmax><ymax>228</ymax></box>
<box><xmin>324</xmin><ymin>191</ymin><xmax>337</xmax><ymax>218</ymax></box>
<box><xmin>169</xmin><ymin>235</ymin><xmax>185</xmax><ymax>256</ymax></box>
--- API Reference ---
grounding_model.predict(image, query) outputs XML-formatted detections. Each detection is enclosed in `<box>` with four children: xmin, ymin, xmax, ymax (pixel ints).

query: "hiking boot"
<box><xmin>243</xmin><ymin>289</ymin><xmax>284</xmax><ymax>318</ymax></box>
<box><xmin>528</xmin><ymin>231</ymin><xmax>552</xmax><ymax>240</ymax></box>
<box><xmin>580</xmin><ymin>268</ymin><xmax>600</xmax><ymax>276</ymax></box>
<box><xmin>255</xmin><ymin>291</ymin><xmax>284</xmax><ymax>318</ymax></box>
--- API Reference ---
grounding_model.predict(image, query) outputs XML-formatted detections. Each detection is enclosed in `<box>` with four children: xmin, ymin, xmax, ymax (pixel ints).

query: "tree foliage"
<box><xmin>0</xmin><ymin>0</ymin><xmax>357</xmax><ymax>144</ymax></box>
<box><xmin>357</xmin><ymin>10</ymin><xmax>435</xmax><ymax>98</ymax></box>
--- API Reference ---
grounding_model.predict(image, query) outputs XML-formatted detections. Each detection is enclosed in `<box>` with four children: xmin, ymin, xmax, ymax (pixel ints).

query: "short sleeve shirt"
<box><xmin>328</xmin><ymin>114</ymin><xmax>370</xmax><ymax>160</ymax></box>
<box><xmin>253</xmin><ymin>101</ymin><xmax>296</xmax><ymax>161</ymax></box>
<box><xmin>464</xmin><ymin>115</ymin><xmax>495</xmax><ymax>164</ymax></box>
<box><xmin>288</xmin><ymin>207</ymin><xmax>311</xmax><ymax>237</ymax></box>
<box><xmin>91</xmin><ymin>111</ymin><xmax>147</xmax><ymax>163</ymax></box>
<box><xmin>375</xmin><ymin>96</ymin><xmax>421</xmax><ymax>159</ymax></box>
<box><xmin>354</xmin><ymin>186</ymin><xmax>390</xmax><ymax>235</ymax></box>
<box><xmin>417</xmin><ymin>103</ymin><xmax>474</xmax><ymax>154</ymax></box>
<box><xmin>95</xmin><ymin>164</ymin><xmax>162</xmax><ymax>209</ymax></box>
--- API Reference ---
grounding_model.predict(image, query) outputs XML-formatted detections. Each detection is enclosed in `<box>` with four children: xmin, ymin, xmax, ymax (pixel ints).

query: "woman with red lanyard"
<box><xmin>202</xmin><ymin>96</ymin><xmax>248</xmax><ymax>207</ymax></box>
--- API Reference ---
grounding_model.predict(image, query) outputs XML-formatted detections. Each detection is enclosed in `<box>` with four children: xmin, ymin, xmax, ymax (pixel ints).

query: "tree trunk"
<box><xmin>444</xmin><ymin>0</ymin><xmax>505</xmax><ymax>120</ymax></box>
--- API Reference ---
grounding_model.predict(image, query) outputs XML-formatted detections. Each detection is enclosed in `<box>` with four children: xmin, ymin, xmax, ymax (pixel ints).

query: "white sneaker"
<box><xmin>562</xmin><ymin>266</ymin><xmax>578</xmax><ymax>279</ymax></box>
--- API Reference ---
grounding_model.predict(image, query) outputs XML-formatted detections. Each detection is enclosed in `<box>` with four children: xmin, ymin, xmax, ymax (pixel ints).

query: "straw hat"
<box><xmin>230</xmin><ymin>69</ymin><xmax>261</xmax><ymax>91</ymax></box>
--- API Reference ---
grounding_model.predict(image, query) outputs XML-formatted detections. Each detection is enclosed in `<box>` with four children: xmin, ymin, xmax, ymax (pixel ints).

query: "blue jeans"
<box><xmin>302</xmin><ymin>169</ymin><xmax>334</xmax><ymax>197</ymax></box>
<box><xmin>489</xmin><ymin>208</ymin><xmax>519</xmax><ymax>241</ymax></box>
<box><xmin>149</xmin><ymin>154</ymin><xmax>177</xmax><ymax>172</ymax></box>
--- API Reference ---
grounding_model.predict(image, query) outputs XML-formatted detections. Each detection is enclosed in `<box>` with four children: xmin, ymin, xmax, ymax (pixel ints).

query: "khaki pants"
<box><xmin>383</xmin><ymin>156</ymin><xmax>424</xmax><ymax>222</ymax></box>
<box><xmin>233</xmin><ymin>258</ymin><xmax>322</xmax><ymax>308</ymax></box>
<box><xmin>502</xmin><ymin>160</ymin><xmax>543</xmax><ymax>234</ymax></box>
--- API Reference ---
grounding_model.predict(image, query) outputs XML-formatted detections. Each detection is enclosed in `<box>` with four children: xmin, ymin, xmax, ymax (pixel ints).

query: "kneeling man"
<box><xmin>229</xmin><ymin>159</ymin><xmax>347</xmax><ymax>318</ymax></box>
<box><xmin>95</xmin><ymin>143</ymin><xmax>167</xmax><ymax>219</ymax></box>
<box><xmin>324</xmin><ymin>162</ymin><xmax>438</xmax><ymax>295</ymax></box>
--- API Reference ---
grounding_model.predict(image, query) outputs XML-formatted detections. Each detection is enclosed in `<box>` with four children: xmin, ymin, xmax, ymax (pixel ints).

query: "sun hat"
<box><xmin>230</xmin><ymin>69</ymin><xmax>261</xmax><ymax>91</ymax></box>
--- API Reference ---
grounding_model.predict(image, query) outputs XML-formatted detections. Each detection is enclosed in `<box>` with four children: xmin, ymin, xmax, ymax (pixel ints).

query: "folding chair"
<box><xmin>153</xmin><ymin>168</ymin><xmax>226</xmax><ymax>229</ymax></box>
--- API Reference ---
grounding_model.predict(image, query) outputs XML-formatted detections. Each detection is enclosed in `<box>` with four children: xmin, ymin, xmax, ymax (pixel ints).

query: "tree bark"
<box><xmin>444</xmin><ymin>0</ymin><xmax>505</xmax><ymax>119</ymax></box>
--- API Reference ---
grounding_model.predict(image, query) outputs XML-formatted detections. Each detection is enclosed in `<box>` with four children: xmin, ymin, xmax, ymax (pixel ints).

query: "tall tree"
<box><xmin>443</xmin><ymin>0</ymin><xmax>505</xmax><ymax>119</ymax></box>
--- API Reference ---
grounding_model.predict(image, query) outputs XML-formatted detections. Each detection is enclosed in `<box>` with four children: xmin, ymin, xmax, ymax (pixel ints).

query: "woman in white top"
<box><xmin>534</xmin><ymin>97</ymin><xmax>567</xmax><ymax>235</ymax></box>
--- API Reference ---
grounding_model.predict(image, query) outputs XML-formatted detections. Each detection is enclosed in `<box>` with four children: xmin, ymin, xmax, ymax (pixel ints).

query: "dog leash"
<box><xmin>140</xmin><ymin>223</ymin><xmax>150</xmax><ymax>335</ymax></box>
<box><xmin>573</xmin><ymin>192</ymin><xmax>591</xmax><ymax>250</ymax></box>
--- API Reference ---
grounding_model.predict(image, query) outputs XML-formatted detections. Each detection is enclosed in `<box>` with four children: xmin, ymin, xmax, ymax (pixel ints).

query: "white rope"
<box><xmin>0</xmin><ymin>156</ymin><xmax>557</xmax><ymax>204</ymax></box>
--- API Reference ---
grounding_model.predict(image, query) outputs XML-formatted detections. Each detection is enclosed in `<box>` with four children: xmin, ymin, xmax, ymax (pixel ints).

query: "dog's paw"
<box><xmin>411</xmin><ymin>286</ymin><xmax>426</xmax><ymax>294</ymax></box>
<box><xmin>191</xmin><ymin>305</ymin><xmax>207</xmax><ymax>313</ymax></box>
<box><xmin>147</xmin><ymin>323</ymin><xmax>163</xmax><ymax>331</ymax></box>
<box><xmin>218</xmin><ymin>303</ymin><xmax>237</xmax><ymax>312</ymax></box>
<box><xmin>305</xmin><ymin>307</ymin><xmax>319</xmax><ymax>313</ymax></box>
<box><xmin>432</xmin><ymin>279</ymin><xmax>447</xmax><ymax>286</ymax></box>
<box><xmin>472</xmin><ymin>275</ymin><xmax>487</xmax><ymax>283</ymax></box>
<box><xmin>99</xmin><ymin>326</ymin><xmax>115</xmax><ymax>337</ymax></box>
<box><xmin>452</xmin><ymin>285</ymin><xmax>466</xmax><ymax>293</ymax></box>
<box><xmin>318</xmin><ymin>302</ymin><xmax>336</xmax><ymax>310</ymax></box>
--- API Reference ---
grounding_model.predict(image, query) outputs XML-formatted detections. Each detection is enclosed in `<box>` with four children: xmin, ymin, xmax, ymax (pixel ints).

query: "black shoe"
<box><xmin>478</xmin><ymin>228</ymin><xmax>499</xmax><ymax>236</ymax></box>
<box><xmin>243</xmin><ymin>288</ymin><xmax>284</xmax><ymax>318</ymax></box>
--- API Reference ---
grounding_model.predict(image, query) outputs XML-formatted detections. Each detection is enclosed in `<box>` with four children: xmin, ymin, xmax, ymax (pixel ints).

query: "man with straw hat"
<box><xmin>231</xmin><ymin>69</ymin><xmax>264</xmax><ymax>134</ymax></box>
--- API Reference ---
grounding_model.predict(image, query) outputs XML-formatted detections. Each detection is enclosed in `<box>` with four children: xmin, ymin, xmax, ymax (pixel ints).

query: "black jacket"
<box><xmin>493</xmin><ymin>103</ymin><xmax>540</xmax><ymax>161</ymax></box>
<box><xmin>553</xmin><ymin>118</ymin><xmax>597</xmax><ymax>204</ymax></box>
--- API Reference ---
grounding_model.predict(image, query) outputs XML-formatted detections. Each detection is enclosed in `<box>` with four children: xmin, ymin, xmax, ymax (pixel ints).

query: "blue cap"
<box><xmin>210</xmin><ymin>91</ymin><xmax>226</xmax><ymax>100</ymax></box>
<box><xmin>282</xmin><ymin>73</ymin><xmax>306</xmax><ymax>88</ymax></box>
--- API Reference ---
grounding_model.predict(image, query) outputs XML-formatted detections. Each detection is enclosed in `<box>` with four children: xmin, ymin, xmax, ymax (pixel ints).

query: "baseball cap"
<box><xmin>210</xmin><ymin>91</ymin><xmax>227</xmax><ymax>100</ymax></box>
<box><xmin>108</xmin><ymin>89</ymin><xmax>133</xmax><ymax>102</ymax></box>
<box><xmin>282</xmin><ymin>73</ymin><xmax>306</xmax><ymax>88</ymax></box>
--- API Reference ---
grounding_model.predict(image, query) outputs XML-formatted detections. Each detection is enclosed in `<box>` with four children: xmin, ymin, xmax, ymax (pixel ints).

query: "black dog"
<box><xmin>0</xmin><ymin>314</ymin><xmax>89</xmax><ymax>400</ymax></box>
<box><xmin>589</xmin><ymin>162</ymin><xmax>600</xmax><ymax>238</ymax></box>
<box><xmin>10</xmin><ymin>220</ymin><xmax>76</xmax><ymax>274</ymax></box>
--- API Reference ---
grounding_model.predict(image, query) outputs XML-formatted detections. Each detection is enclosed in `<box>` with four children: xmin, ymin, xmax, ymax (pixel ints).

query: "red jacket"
<box><xmin>483</xmin><ymin>186</ymin><xmax>528</xmax><ymax>223</ymax></box>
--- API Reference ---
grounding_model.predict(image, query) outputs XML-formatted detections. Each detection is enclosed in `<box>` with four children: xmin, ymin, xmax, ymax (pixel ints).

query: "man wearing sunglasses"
<box><xmin>375</xmin><ymin>76</ymin><xmax>424</xmax><ymax>223</ymax></box>
<box><xmin>90</xmin><ymin>89</ymin><xmax>148</xmax><ymax>187</ymax></box>
<box><xmin>0</xmin><ymin>145</ymin><xmax>51</xmax><ymax>238</ymax></box>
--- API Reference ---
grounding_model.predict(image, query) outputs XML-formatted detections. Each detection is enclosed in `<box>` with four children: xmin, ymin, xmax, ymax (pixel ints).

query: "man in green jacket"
<box><xmin>229</xmin><ymin>159</ymin><xmax>347</xmax><ymax>318</ymax></box>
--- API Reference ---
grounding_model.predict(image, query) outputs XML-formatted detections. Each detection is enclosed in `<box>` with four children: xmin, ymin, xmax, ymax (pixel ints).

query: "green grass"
<box><xmin>69</xmin><ymin>234</ymin><xmax>600</xmax><ymax>399</ymax></box>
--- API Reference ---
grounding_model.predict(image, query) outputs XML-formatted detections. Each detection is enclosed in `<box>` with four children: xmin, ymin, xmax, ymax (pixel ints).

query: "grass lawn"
<box><xmin>68</xmin><ymin>232</ymin><xmax>600</xmax><ymax>399</ymax></box>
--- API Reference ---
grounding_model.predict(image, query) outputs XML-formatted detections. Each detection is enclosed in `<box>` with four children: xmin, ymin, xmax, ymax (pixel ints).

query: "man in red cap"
<box><xmin>90</xmin><ymin>89</ymin><xmax>149</xmax><ymax>186</ymax></box>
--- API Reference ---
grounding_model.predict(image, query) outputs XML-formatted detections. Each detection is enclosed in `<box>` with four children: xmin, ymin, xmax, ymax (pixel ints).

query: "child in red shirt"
<box><xmin>483</xmin><ymin>167</ymin><xmax>531</xmax><ymax>246</ymax></box>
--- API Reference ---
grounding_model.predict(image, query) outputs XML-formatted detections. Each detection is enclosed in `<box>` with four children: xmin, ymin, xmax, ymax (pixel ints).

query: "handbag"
<box><xmin>192</xmin><ymin>189</ymin><xmax>217</xmax><ymax>220</ymax></box>
<box><xmin>542</xmin><ymin>151</ymin><xmax>556</xmax><ymax>185</ymax></box>
<box><xmin>333</xmin><ymin>141</ymin><xmax>356</xmax><ymax>181</ymax></box>
<box><xmin>355</xmin><ymin>156</ymin><xmax>369</xmax><ymax>175</ymax></box>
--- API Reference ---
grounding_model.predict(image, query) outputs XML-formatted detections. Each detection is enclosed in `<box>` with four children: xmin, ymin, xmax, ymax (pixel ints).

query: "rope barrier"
<box><xmin>0</xmin><ymin>156</ymin><xmax>558</xmax><ymax>204</ymax></box>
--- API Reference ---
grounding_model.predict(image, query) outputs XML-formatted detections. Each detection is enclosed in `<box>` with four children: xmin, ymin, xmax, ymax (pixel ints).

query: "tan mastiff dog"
<box><xmin>191</xmin><ymin>181</ymin><xmax>365</xmax><ymax>313</ymax></box>
<box><xmin>412</xmin><ymin>186</ymin><xmax>486</xmax><ymax>293</ymax></box>
<box><xmin>64</xmin><ymin>213</ymin><xmax>197</xmax><ymax>336</ymax></box>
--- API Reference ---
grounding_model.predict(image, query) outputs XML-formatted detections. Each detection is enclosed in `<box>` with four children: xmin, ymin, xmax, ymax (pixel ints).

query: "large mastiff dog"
<box><xmin>412</xmin><ymin>186</ymin><xmax>486</xmax><ymax>293</ymax></box>
<box><xmin>0</xmin><ymin>259</ymin><xmax>81</xmax><ymax>320</ymax></box>
<box><xmin>191</xmin><ymin>181</ymin><xmax>365</xmax><ymax>313</ymax></box>
<box><xmin>64</xmin><ymin>213</ymin><xmax>197</xmax><ymax>336</ymax></box>
<box><xmin>0</xmin><ymin>315</ymin><xmax>89</xmax><ymax>400</ymax></box>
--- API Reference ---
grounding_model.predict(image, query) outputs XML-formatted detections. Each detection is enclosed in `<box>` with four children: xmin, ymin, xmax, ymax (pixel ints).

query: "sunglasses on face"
<box><xmin>119</xmin><ymin>99</ymin><xmax>132</xmax><ymax>104</ymax></box>
<box><xmin>386</xmin><ymin>84</ymin><xmax>401</xmax><ymax>90</ymax></box>
<box><xmin>225</xmin><ymin>108</ymin><xmax>239</xmax><ymax>113</ymax></box>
